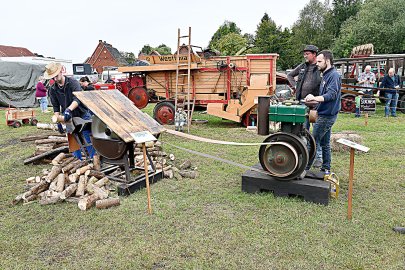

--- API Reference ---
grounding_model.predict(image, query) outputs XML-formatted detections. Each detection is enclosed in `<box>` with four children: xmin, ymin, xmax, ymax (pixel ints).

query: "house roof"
<box><xmin>103</xmin><ymin>41</ymin><xmax>128</xmax><ymax>66</ymax></box>
<box><xmin>0</xmin><ymin>45</ymin><xmax>35</xmax><ymax>57</ymax></box>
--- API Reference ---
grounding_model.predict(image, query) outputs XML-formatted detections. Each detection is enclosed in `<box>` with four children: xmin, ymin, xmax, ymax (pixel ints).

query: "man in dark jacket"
<box><xmin>305</xmin><ymin>50</ymin><xmax>341</xmax><ymax>173</ymax></box>
<box><xmin>44</xmin><ymin>62</ymin><xmax>95</xmax><ymax>159</ymax></box>
<box><xmin>380</xmin><ymin>68</ymin><xmax>401</xmax><ymax>117</ymax></box>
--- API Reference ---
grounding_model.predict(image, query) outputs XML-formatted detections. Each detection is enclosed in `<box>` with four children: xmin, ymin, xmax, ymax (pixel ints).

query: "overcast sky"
<box><xmin>1</xmin><ymin>0</ymin><xmax>310</xmax><ymax>63</ymax></box>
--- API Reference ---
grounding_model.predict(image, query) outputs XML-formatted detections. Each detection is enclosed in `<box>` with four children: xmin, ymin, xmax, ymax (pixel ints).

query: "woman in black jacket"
<box><xmin>79</xmin><ymin>76</ymin><xmax>95</xmax><ymax>91</ymax></box>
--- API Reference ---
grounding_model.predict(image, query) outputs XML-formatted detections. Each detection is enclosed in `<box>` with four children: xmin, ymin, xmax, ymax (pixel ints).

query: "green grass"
<box><xmin>0</xmin><ymin>104</ymin><xmax>404</xmax><ymax>270</ymax></box>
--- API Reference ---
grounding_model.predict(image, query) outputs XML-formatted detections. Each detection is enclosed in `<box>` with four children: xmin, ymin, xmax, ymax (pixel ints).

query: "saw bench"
<box><xmin>74</xmin><ymin>90</ymin><xmax>166</xmax><ymax>195</ymax></box>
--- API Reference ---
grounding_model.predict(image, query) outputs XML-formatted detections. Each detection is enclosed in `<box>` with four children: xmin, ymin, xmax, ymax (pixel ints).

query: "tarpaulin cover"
<box><xmin>0</xmin><ymin>61</ymin><xmax>45</xmax><ymax>107</ymax></box>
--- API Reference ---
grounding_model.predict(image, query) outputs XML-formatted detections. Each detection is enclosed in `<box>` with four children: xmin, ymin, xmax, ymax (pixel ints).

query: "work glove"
<box><xmin>57</xmin><ymin>123</ymin><xmax>64</xmax><ymax>134</ymax></box>
<box><xmin>64</xmin><ymin>109</ymin><xmax>72</xmax><ymax>122</ymax></box>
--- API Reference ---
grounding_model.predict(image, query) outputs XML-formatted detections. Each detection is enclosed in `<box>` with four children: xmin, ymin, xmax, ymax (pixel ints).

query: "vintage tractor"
<box><xmin>258</xmin><ymin>102</ymin><xmax>316</xmax><ymax>180</ymax></box>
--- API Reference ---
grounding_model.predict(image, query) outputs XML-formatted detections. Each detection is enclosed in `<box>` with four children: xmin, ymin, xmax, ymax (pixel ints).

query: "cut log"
<box><xmin>39</xmin><ymin>191</ymin><xmax>61</xmax><ymax>205</ymax></box>
<box><xmin>163</xmin><ymin>169</ymin><xmax>174</xmax><ymax>179</ymax></box>
<box><xmin>172</xmin><ymin>167</ymin><xmax>183</xmax><ymax>180</ymax></box>
<box><xmin>35</xmin><ymin>137</ymin><xmax>67</xmax><ymax>144</ymax></box>
<box><xmin>65</xmin><ymin>197</ymin><xmax>80</xmax><ymax>204</ymax></box>
<box><xmin>76</xmin><ymin>175</ymin><xmax>87</xmax><ymax>197</ymax></box>
<box><xmin>60</xmin><ymin>183</ymin><xmax>78</xmax><ymax>200</ymax></box>
<box><xmin>94</xmin><ymin>177</ymin><xmax>109</xmax><ymax>187</ymax></box>
<box><xmin>96</xmin><ymin>198</ymin><xmax>120</xmax><ymax>209</ymax></box>
<box><xmin>20</xmin><ymin>134</ymin><xmax>53</xmax><ymax>142</ymax></box>
<box><xmin>179</xmin><ymin>160</ymin><xmax>191</xmax><ymax>170</ymax></box>
<box><xmin>62</xmin><ymin>159</ymin><xmax>81</xmax><ymax>173</ymax></box>
<box><xmin>76</xmin><ymin>164</ymin><xmax>93</xmax><ymax>176</ymax></box>
<box><xmin>85</xmin><ymin>170</ymin><xmax>105</xmax><ymax>179</ymax></box>
<box><xmin>68</xmin><ymin>161</ymin><xmax>85</xmax><ymax>174</ymax></box>
<box><xmin>52</xmin><ymin>153</ymin><xmax>66</xmax><ymax>165</ymax></box>
<box><xmin>55</xmin><ymin>173</ymin><xmax>66</xmax><ymax>192</ymax></box>
<box><xmin>68</xmin><ymin>173</ymin><xmax>79</xmax><ymax>184</ymax></box>
<box><xmin>53</xmin><ymin>142</ymin><xmax>69</xmax><ymax>148</ymax></box>
<box><xmin>93</xmin><ymin>155</ymin><xmax>101</xmax><ymax>171</ymax></box>
<box><xmin>169</xmin><ymin>154</ymin><xmax>175</xmax><ymax>161</ymax></box>
<box><xmin>25</xmin><ymin>181</ymin><xmax>50</xmax><ymax>198</ymax></box>
<box><xmin>85</xmin><ymin>176</ymin><xmax>99</xmax><ymax>194</ymax></box>
<box><xmin>36</xmin><ymin>123</ymin><xmax>58</xmax><ymax>130</ymax></box>
<box><xmin>46</xmin><ymin>166</ymin><xmax>62</xmax><ymax>182</ymax></box>
<box><xmin>93</xmin><ymin>185</ymin><xmax>109</xmax><ymax>200</ymax></box>
<box><xmin>26</xmin><ymin>176</ymin><xmax>36</xmax><ymax>184</ymax></box>
<box><xmin>78</xmin><ymin>194</ymin><xmax>99</xmax><ymax>211</ymax></box>
<box><xmin>24</xmin><ymin>146</ymin><xmax>69</xmax><ymax>165</ymax></box>
<box><xmin>179</xmin><ymin>170</ymin><xmax>198</xmax><ymax>179</ymax></box>
<box><xmin>59</xmin><ymin>156</ymin><xmax>75</xmax><ymax>168</ymax></box>
<box><xmin>23</xmin><ymin>194</ymin><xmax>38</xmax><ymax>203</ymax></box>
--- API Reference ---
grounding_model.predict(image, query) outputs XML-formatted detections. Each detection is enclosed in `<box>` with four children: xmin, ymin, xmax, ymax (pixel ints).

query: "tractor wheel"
<box><xmin>153</xmin><ymin>101</ymin><xmax>175</xmax><ymax>125</ymax></box>
<box><xmin>13</xmin><ymin>121</ymin><xmax>22</xmax><ymax>128</ymax></box>
<box><xmin>398</xmin><ymin>94</ymin><xmax>405</xmax><ymax>114</ymax></box>
<box><xmin>128</xmin><ymin>87</ymin><xmax>149</xmax><ymax>109</ymax></box>
<box><xmin>22</xmin><ymin>118</ymin><xmax>30</xmax><ymax>124</ymax></box>
<box><xmin>31</xmin><ymin>119</ymin><xmax>38</xmax><ymax>126</ymax></box>
<box><xmin>341</xmin><ymin>94</ymin><xmax>356</xmax><ymax>113</ymax></box>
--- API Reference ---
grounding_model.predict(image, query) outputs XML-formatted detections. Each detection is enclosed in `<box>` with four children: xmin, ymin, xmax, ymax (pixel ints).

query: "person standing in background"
<box><xmin>357</xmin><ymin>65</ymin><xmax>376</xmax><ymax>96</ymax></box>
<box><xmin>35</xmin><ymin>76</ymin><xmax>49</xmax><ymax>113</ymax></box>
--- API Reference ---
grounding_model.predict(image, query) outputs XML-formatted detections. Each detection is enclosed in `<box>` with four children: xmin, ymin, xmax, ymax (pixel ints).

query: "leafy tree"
<box><xmin>140</xmin><ymin>45</ymin><xmax>154</xmax><ymax>55</ymax></box>
<box><xmin>120</xmin><ymin>51</ymin><xmax>136</xmax><ymax>65</ymax></box>
<box><xmin>208</xmin><ymin>21</ymin><xmax>242</xmax><ymax>50</ymax></box>
<box><xmin>290</xmin><ymin>0</ymin><xmax>333</xmax><ymax>52</ymax></box>
<box><xmin>325</xmin><ymin>0</ymin><xmax>363</xmax><ymax>38</ymax></box>
<box><xmin>332</xmin><ymin>0</ymin><xmax>405</xmax><ymax>57</ymax></box>
<box><xmin>216</xmin><ymin>33</ymin><xmax>248</xmax><ymax>56</ymax></box>
<box><xmin>155</xmin><ymin>44</ymin><xmax>172</xmax><ymax>55</ymax></box>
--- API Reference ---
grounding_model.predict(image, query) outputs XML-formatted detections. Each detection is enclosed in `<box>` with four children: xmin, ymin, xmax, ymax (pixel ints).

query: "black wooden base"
<box><xmin>116</xmin><ymin>170</ymin><xmax>164</xmax><ymax>196</ymax></box>
<box><xmin>242</xmin><ymin>164</ymin><xmax>330</xmax><ymax>205</ymax></box>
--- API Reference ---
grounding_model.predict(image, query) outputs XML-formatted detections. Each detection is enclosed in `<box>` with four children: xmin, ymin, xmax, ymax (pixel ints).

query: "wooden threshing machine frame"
<box><xmin>118</xmin><ymin>53</ymin><xmax>278</xmax><ymax>126</ymax></box>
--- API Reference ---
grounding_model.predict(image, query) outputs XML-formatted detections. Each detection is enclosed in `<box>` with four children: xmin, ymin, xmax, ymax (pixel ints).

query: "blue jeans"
<box><xmin>38</xmin><ymin>97</ymin><xmax>48</xmax><ymax>112</ymax></box>
<box><xmin>305</xmin><ymin>117</ymin><xmax>322</xmax><ymax>162</ymax></box>
<box><xmin>355</xmin><ymin>107</ymin><xmax>360</xmax><ymax>117</ymax></box>
<box><xmin>73</xmin><ymin>111</ymin><xmax>95</xmax><ymax>160</ymax></box>
<box><xmin>306</xmin><ymin>115</ymin><xmax>337</xmax><ymax>171</ymax></box>
<box><xmin>385</xmin><ymin>92</ymin><xmax>399</xmax><ymax>116</ymax></box>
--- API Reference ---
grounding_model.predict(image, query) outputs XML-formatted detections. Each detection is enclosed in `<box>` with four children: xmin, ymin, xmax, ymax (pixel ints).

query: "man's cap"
<box><xmin>358</xmin><ymin>91</ymin><xmax>364</xmax><ymax>94</ymax></box>
<box><xmin>303</xmin><ymin>45</ymin><xmax>319</xmax><ymax>53</ymax></box>
<box><xmin>43</xmin><ymin>62</ymin><xmax>62</xmax><ymax>79</ymax></box>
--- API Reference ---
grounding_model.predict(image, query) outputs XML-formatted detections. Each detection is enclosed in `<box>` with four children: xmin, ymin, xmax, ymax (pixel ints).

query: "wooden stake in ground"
<box><xmin>142</xmin><ymin>143</ymin><xmax>152</xmax><ymax>214</ymax></box>
<box><xmin>336</xmin><ymin>138</ymin><xmax>370</xmax><ymax>221</ymax></box>
<box><xmin>365</xmin><ymin>113</ymin><xmax>368</xmax><ymax>126</ymax></box>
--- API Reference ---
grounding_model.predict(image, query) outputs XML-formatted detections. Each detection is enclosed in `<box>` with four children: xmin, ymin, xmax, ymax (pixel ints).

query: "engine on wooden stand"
<box><xmin>242</xmin><ymin>98</ymin><xmax>331</xmax><ymax>205</ymax></box>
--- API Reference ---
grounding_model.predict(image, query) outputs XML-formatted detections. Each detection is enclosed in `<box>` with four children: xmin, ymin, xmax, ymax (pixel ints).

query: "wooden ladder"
<box><xmin>175</xmin><ymin>27</ymin><xmax>195</xmax><ymax>133</ymax></box>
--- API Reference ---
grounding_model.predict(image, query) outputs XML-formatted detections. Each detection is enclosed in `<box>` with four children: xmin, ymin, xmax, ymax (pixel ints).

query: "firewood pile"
<box><xmin>14</xmin><ymin>140</ymin><xmax>198</xmax><ymax>210</ymax></box>
<box><xmin>21</xmin><ymin>134</ymin><xmax>69</xmax><ymax>165</ymax></box>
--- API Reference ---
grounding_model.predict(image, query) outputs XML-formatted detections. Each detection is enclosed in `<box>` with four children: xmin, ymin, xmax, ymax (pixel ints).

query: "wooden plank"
<box><xmin>74</xmin><ymin>90</ymin><xmax>164</xmax><ymax>142</ymax></box>
<box><xmin>23</xmin><ymin>146</ymin><xmax>69</xmax><ymax>165</ymax></box>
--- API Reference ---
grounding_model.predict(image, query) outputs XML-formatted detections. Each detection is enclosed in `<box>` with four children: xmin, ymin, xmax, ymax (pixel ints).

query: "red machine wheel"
<box><xmin>22</xmin><ymin>118</ymin><xmax>30</xmax><ymax>124</ymax></box>
<box><xmin>31</xmin><ymin>119</ymin><xmax>38</xmax><ymax>126</ymax></box>
<box><xmin>341</xmin><ymin>94</ymin><xmax>356</xmax><ymax>113</ymax></box>
<box><xmin>13</xmin><ymin>121</ymin><xmax>21</xmax><ymax>128</ymax></box>
<box><xmin>153</xmin><ymin>101</ymin><xmax>175</xmax><ymax>125</ymax></box>
<box><xmin>128</xmin><ymin>87</ymin><xmax>149</xmax><ymax>109</ymax></box>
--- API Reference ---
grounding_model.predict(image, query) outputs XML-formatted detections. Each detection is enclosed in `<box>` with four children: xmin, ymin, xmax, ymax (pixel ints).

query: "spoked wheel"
<box><xmin>153</xmin><ymin>101</ymin><xmax>175</xmax><ymax>125</ymax></box>
<box><xmin>259</xmin><ymin>132</ymin><xmax>309</xmax><ymax>180</ymax></box>
<box><xmin>128</xmin><ymin>87</ymin><xmax>149</xmax><ymax>109</ymax></box>
<box><xmin>341</xmin><ymin>94</ymin><xmax>356</xmax><ymax>113</ymax></box>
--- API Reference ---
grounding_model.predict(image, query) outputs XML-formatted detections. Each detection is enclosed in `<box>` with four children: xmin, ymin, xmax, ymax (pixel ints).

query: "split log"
<box><xmin>39</xmin><ymin>191</ymin><xmax>61</xmax><ymax>205</ymax></box>
<box><xmin>46</xmin><ymin>166</ymin><xmax>62</xmax><ymax>182</ymax></box>
<box><xmin>23</xmin><ymin>194</ymin><xmax>38</xmax><ymax>203</ymax></box>
<box><xmin>24</xmin><ymin>146</ymin><xmax>69</xmax><ymax>165</ymax></box>
<box><xmin>62</xmin><ymin>159</ymin><xmax>81</xmax><ymax>173</ymax></box>
<box><xmin>94</xmin><ymin>177</ymin><xmax>109</xmax><ymax>187</ymax></box>
<box><xmin>93</xmin><ymin>185</ymin><xmax>109</xmax><ymax>200</ymax></box>
<box><xmin>52</xmin><ymin>153</ymin><xmax>66</xmax><ymax>165</ymax></box>
<box><xmin>92</xmin><ymin>155</ymin><xmax>101</xmax><ymax>171</ymax></box>
<box><xmin>78</xmin><ymin>194</ymin><xmax>99</xmax><ymax>211</ymax></box>
<box><xmin>60</xmin><ymin>183</ymin><xmax>78</xmax><ymax>200</ymax></box>
<box><xmin>20</xmin><ymin>134</ymin><xmax>53</xmax><ymax>142</ymax></box>
<box><xmin>76</xmin><ymin>164</ymin><xmax>93</xmax><ymax>176</ymax></box>
<box><xmin>55</xmin><ymin>173</ymin><xmax>66</xmax><ymax>192</ymax></box>
<box><xmin>85</xmin><ymin>177</ymin><xmax>99</xmax><ymax>194</ymax></box>
<box><xmin>68</xmin><ymin>161</ymin><xmax>85</xmax><ymax>174</ymax></box>
<box><xmin>65</xmin><ymin>197</ymin><xmax>80</xmax><ymax>204</ymax></box>
<box><xmin>35</xmin><ymin>137</ymin><xmax>68</xmax><ymax>144</ymax></box>
<box><xmin>179</xmin><ymin>170</ymin><xmax>198</xmax><ymax>179</ymax></box>
<box><xmin>96</xmin><ymin>198</ymin><xmax>120</xmax><ymax>209</ymax></box>
<box><xmin>85</xmin><ymin>170</ymin><xmax>105</xmax><ymax>179</ymax></box>
<box><xmin>76</xmin><ymin>175</ymin><xmax>87</xmax><ymax>197</ymax></box>
<box><xmin>179</xmin><ymin>160</ymin><xmax>192</xmax><ymax>170</ymax></box>
<box><xmin>68</xmin><ymin>173</ymin><xmax>79</xmax><ymax>184</ymax></box>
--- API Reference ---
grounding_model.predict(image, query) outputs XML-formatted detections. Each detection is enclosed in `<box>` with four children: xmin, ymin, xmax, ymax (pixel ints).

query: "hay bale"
<box><xmin>331</xmin><ymin>132</ymin><xmax>363</xmax><ymax>152</ymax></box>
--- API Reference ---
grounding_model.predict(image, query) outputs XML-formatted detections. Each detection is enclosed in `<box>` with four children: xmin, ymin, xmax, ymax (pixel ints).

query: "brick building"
<box><xmin>85</xmin><ymin>40</ymin><xmax>128</xmax><ymax>73</ymax></box>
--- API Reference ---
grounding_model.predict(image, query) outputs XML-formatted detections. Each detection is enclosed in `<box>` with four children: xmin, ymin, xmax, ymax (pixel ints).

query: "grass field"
<box><xmin>0</xmin><ymin>104</ymin><xmax>404</xmax><ymax>270</ymax></box>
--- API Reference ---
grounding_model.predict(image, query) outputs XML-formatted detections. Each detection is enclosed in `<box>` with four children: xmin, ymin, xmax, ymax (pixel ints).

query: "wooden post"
<box><xmin>142</xmin><ymin>143</ymin><xmax>152</xmax><ymax>214</ymax></box>
<box><xmin>347</xmin><ymin>148</ymin><xmax>355</xmax><ymax>220</ymax></box>
<box><xmin>364</xmin><ymin>113</ymin><xmax>368</xmax><ymax>126</ymax></box>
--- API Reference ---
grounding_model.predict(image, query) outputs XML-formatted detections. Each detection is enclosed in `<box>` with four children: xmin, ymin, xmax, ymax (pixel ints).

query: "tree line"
<box><xmin>123</xmin><ymin>0</ymin><xmax>405</xmax><ymax>70</ymax></box>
